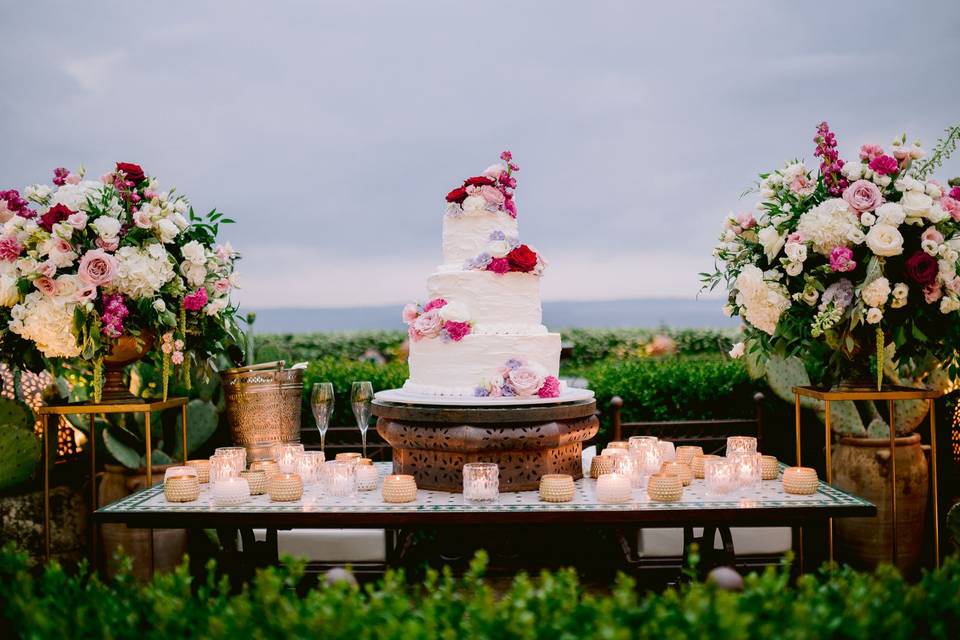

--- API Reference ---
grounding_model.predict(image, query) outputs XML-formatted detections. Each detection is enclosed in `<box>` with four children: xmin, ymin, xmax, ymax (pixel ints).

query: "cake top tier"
<box><xmin>444</xmin><ymin>150</ymin><xmax>519</xmax><ymax>220</ymax></box>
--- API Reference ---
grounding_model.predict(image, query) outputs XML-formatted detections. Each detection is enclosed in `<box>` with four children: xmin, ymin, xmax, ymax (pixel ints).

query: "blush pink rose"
<box><xmin>842</xmin><ymin>180</ymin><xmax>883</xmax><ymax>213</ymax></box>
<box><xmin>859</xmin><ymin>144</ymin><xmax>884</xmax><ymax>161</ymax></box>
<box><xmin>401</xmin><ymin>303</ymin><xmax>419</xmax><ymax>324</ymax></box>
<box><xmin>924</xmin><ymin>283</ymin><xmax>943</xmax><ymax>304</ymax></box>
<box><xmin>75</xmin><ymin>286</ymin><xmax>97</xmax><ymax>303</ymax></box>
<box><xmin>96</xmin><ymin>237</ymin><xmax>119</xmax><ymax>252</ymax></box>
<box><xmin>407</xmin><ymin>324</ymin><xmax>422</xmax><ymax>342</ymax></box>
<box><xmin>66</xmin><ymin>211</ymin><xmax>88</xmax><ymax>229</ymax></box>
<box><xmin>507</xmin><ymin>365</ymin><xmax>546</xmax><ymax>397</ymax></box>
<box><xmin>537</xmin><ymin>375</ymin><xmax>561</xmax><ymax>398</ymax></box>
<box><xmin>413</xmin><ymin>309</ymin><xmax>443</xmax><ymax>338</ymax></box>
<box><xmin>37</xmin><ymin>261</ymin><xmax>56</xmax><ymax>278</ymax></box>
<box><xmin>34</xmin><ymin>276</ymin><xmax>57</xmax><ymax>296</ymax></box>
<box><xmin>133</xmin><ymin>209</ymin><xmax>152</xmax><ymax>228</ymax></box>
<box><xmin>735</xmin><ymin>212</ymin><xmax>756</xmax><ymax>229</ymax></box>
<box><xmin>941</xmin><ymin>196</ymin><xmax>960</xmax><ymax>221</ymax></box>
<box><xmin>213</xmin><ymin>278</ymin><xmax>231</xmax><ymax>295</ymax></box>
<box><xmin>479</xmin><ymin>185</ymin><xmax>505</xmax><ymax>206</ymax></box>
<box><xmin>921</xmin><ymin>227</ymin><xmax>944</xmax><ymax>245</ymax></box>
<box><xmin>423</xmin><ymin>298</ymin><xmax>447</xmax><ymax>312</ymax></box>
<box><xmin>78</xmin><ymin>249</ymin><xmax>118</xmax><ymax>286</ymax></box>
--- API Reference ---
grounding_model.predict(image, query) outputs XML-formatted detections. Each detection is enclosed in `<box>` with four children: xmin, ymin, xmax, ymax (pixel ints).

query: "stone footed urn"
<box><xmin>832</xmin><ymin>434</ymin><xmax>928</xmax><ymax>574</ymax></box>
<box><xmin>100</xmin><ymin>333</ymin><xmax>154</xmax><ymax>404</ymax></box>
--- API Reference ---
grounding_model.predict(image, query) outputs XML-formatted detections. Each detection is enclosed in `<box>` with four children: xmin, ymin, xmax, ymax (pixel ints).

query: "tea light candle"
<box><xmin>273</xmin><ymin>443</ymin><xmax>305</xmax><ymax>473</ymax></box>
<box><xmin>761</xmin><ymin>455</ymin><xmax>780</xmax><ymax>480</ymax></box>
<box><xmin>163</xmin><ymin>466</ymin><xmax>198</xmax><ymax>482</ymax></box>
<box><xmin>240</xmin><ymin>469</ymin><xmax>268</xmax><ymax>495</ymax></box>
<box><xmin>729</xmin><ymin>451</ymin><xmax>762</xmax><ymax>488</ymax></box>
<box><xmin>356</xmin><ymin>462</ymin><xmax>379</xmax><ymax>491</ymax></box>
<box><xmin>268</xmin><ymin>473</ymin><xmax>304</xmax><ymax>502</ymax></box>
<box><xmin>326</xmin><ymin>460</ymin><xmax>357</xmax><ymax>497</ymax></box>
<box><xmin>210</xmin><ymin>454</ymin><xmax>241</xmax><ymax>483</ymax></box>
<box><xmin>590</xmin><ymin>454</ymin><xmax>615</xmax><ymax>478</ymax></box>
<box><xmin>647</xmin><ymin>472</ymin><xmax>683</xmax><ymax>502</ymax></box>
<box><xmin>382</xmin><ymin>474</ymin><xmax>417</xmax><ymax>503</ymax></box>
<box><xmin>703</xmin><ymin>458</ymin><xmax>738</xmax><ymax>496</ymax></box>
<box><xmin>214</xmin><ymin>446</ymin><xmax>247</xmax><ymax>471</ymax></box>
<box><xmin>186</xmin><ymin>459</ymin><xmax>210</xmax><ymax>483</ymax></box>
<box><xmin>596</xmin><ymin>472</ymin><xmax>632</xmax><ymax>504</ymax></box>
<box><xmin>658</xmin><ymin>440</ymin><xmax>676</xmax><ymax>462</ymax></box>
<box><xmin>676</xmin><ymin>446</ymin><xmax>704</xmax><ymax>466</ymax></box>
<box><xmin>463</xmin><ymin>462</ymin><xmax>499</xmax><ymax>503</ymax></box>
<box><xmin>296</xmin><ymin>451</ymin><xmax>326</xmax><ymax>486</ymax></box>
<box><xmin>783</xmin><ymin>467</ymin><xmax>819</xmax><ymax>495</ymax></box>
<box><xmin>249</xmin><ymin>459</ymin><xmax>281</xmax><ymax>479</ymax></box>
<box><xmin>211</xmin><ymin>477</ymin><xmax>250</xmax><ymax>506</ymax></box>
<box><xmin>628</xmin><ymin>435</ymin><xmax>658</xmax><ymax>452</ymax></box>
<box><xmin>726</xmin><ymin>436</ymin><xmax>758</xmax><ymax>455</ymax></box>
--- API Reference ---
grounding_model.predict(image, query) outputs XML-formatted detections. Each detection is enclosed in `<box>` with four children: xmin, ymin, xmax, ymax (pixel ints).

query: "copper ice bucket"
<box><xmin>222</xmin><ymin>361</ymin><xmax>304</xmax><ymax>459</ymax></box>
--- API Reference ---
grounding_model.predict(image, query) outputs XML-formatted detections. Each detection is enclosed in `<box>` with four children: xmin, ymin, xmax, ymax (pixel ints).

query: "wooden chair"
<box><xmin>609</xmin><ymin>391</ymin><xmax>766</xmax><ymax>455</ymax></box>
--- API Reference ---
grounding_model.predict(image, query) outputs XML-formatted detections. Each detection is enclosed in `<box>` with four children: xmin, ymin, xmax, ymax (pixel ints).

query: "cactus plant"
<box><xmin>0</xmin><ymin>424</ymin><xmax>40</xmax><ymax>490</ymax></box>
<box><xmin>0</xmin><ymin>398</ymin><xmax>34</xmax><ymax>431</ymax></box>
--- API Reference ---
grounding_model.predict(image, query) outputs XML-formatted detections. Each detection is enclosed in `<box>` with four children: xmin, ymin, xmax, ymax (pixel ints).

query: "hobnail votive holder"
<box><xmin>296</xmin><ymin>451</ymin><xmax>326</xmax><ymax>486</ymax></box>
<box><xmin>692</xmin><ymin>453</ymin><xmax>720</xmax><ymax>479</ymax></box>
<box><xmin>240</xmin><ymin>469</ymin><xmax>268</xmax><ymax>495</ymax></box>
<box><xmin>382</xmin><ymin>475</ymin><xmax>417</xmax><ymax>503</ymax></box>
<box><xmin>249</xmin><ymin>459</ymin><xmax>281</xmax><ymax>478</ymax></box>
<box><xmin>539</xmin><ymin>474</ymin><xmax>575</xmax><ymax>503</ymax></box>
<box><xmin>704</xmin><ymin>458</ymin><xmax>738</xmax><ymax>496</ymax></box>
<box><xmin>647</xmin><ymin>472</ymin><xmax>683</xmax><ymax>502</ymax></box>
<box><xmin>356</xmin><ymin>462</ymin><xmax>379</xmax><ymax>491</ymax></box>
<box><xmin>463</xmin><ymin>462</ymin><xmax>499</xmax><ymax>503</ymax></box>
<box><xmin>326</xmin><ymin>460</ymin><xmax>357</xmax><ymax>498</ymax></box>
<box><xmin>726</xmin><ymin>436</ymin><xmax>758</xmax><ymax>455</ymax></box>
<box><xmin>661</xmin><ymin>461</ymin><xmax>693</xmax><ymax>486</ymax></box>
<box><xmin>729</xmin><ymin>451</ymin><xmax>763</xmax><ymax>488</ymax></box>
<box><xmin>186</xmin><ymin>459</ymin><xmax>210</xmax><ymax>483</ymax></box>
<box><xmin>676</xmin><ymin>445</ymin><xmax>704</xmax><ymax>466</ymax></box>
<box><xmin>164</xmin><ymin>475</ymin><xmax>200</xmax><ymax>502</ymax></box>
<box><xmin>211</xmin><ymin>477</ymin><xmax>250</xmax><ymax>506</ymax></box>
<box><xmin>761</xmin><ymin>455</ymin><xmax>780</xmax><ymax>480</ymax></box>
<box><xmin>590</xmin><ymin>455</ymin><xmax>615</xmax><ymax>478</ymax></box>
<box><xmin>268</xmin><ymin>473</ymin><xmax>304</xmax><ymax>502</ymax></box>
<box><xmin>783</xmin><ymin>467</ymin><xmax>818</xmax><ymax>495</ymax></box>
<box><xmin>658</xmin><ymin>440</ymin><xmax>677</xmax><ymax>462</ymax></box>
<box><xmin>273</xmin><ymin>443</ymin><xmax>305</xmax><ymax>474</ymax></box>
<box><xmin>596</xmin><ymin>472</ymin><xmax>632</xmax><ymax>504</ymax></box>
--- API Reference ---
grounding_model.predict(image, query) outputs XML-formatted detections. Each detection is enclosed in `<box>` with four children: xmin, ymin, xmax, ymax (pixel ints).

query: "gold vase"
<box><xmin>100</xmin><ymin>333</ymin><xmax>154</xmax><ymax>404</ymax></box>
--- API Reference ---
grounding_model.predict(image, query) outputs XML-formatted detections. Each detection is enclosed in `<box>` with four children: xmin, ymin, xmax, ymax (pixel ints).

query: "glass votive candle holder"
<box><xmin>692</xmin><ymin>453</ymin><xmax>720</xmax><ymax>479</ymax></box>
<box><xmin>186</xmin><ymin>459</ymin><xmax>210</xmax><ymax>483</ymax></box>
<box><xmin>611</xmin><ymin>452</ymin><xmax>642</xmax><ymax>487</ymax></box>
<box><xmin>210</xmin><ymin>454</ymin><xmax>241</xmax><ymax>483</ymax></box>
<box><xmin>636</xmin><ymin>444</ymin><xmax>663</xmax><ymax>477</ymax></box>
<box><xmin>658</xmin><ymin>440</ymin><xmax>677</xmax><ymax>462</ymax></box>
<box><xmin>356</xmin><ymin>462</ymin><xmax>379</xmax><ymax>491</ymax></box>
<box><xmin>215</xmin><ymin>446</ymin><xmax>247</xmax><ymax>470</ymax></box>
<box><xmin>761</xmin><ymin>455</ymin><xmax>780</xmax><ymax>480</ymax></box>
<box><xmin>647</xmin><ymin>472</ymin><xmax>683</xmax><ymax>502</ymax></box>
<box><xmin>211</xmin><ymin>476</ymin><xmax>250</xmax><ymax>506</ymax></box>
<box><xmin>661</xmin><ymin>461</ymin><xmax>693</xmax><ymax>486</ymax></box>
<box><xmin>268</xmin><ymin>473</ymin><xmax>304</xmax><ymax>502</ymax></box>
<box><xmin>704</xmin><ymin>458</ymin><xmax>738</xmax><ymax>496</ymax></box>
<box><xmin>726</xmin><ymin>436</ymin><xmax>758</xmax><ymax>455</ymax></box>
<box><xmin>628</xmin><ymin>435</ymin><xmax>658</xmax><ymax>452</ymax></box>
<box><xmin>596</xmin><ymin>472</ymin><xmax>632</xmax><ymax>504</ymax></box>
<box><xmin>382</xmin><ymin>474</ymin><xmax>417</xmax><ymax>503</ymax></box>
<box><xmin>783</xmin><ymin>467</ymin><xmax>818</xmax><ymax>495</ymax></box>
<box><xmin>326</xmin><ymin>460</ymin><xmax>357</xmax><ymax>498</ymax></box>
<box><xmin>462</xmin><ymin>462</ymin><xmax>499</xmax><ymax>503</ymax></box>
<box><xmin>273</xmin><ymin>443</ymin><xmax>305</xmax><ymax>474</ymax></box>
<box><xmin>676</xmin><ymin>445</ymin><xmax>704</xmax><ymax>466</ymax></box>
<box><xmin>605</xmin><ymin>441</ymin><xmax>630</xmax><ymax>455</ymax></box>
<box><xmin>249</xmin><ymin>459</ymin><xmax>281</xmax><ymax>478</ymax></box>
<box><xmin>729</xmin><ymin>451</ymin><xmax>762</xmax><ymax>488</ymax></box>
<box><xmin>240</xmin><ymin>469</ymin><xmax>268</xmax><ymax>495</ymax></box>
<box><xmin>336</xmin><ymin>452</ymin><xmax>363</xmax><ymax>463</ymax></box>
<box><xmin>296</xmin><ymin>451</ymin><xmax>326</xmax><ymax>486</ymax></box>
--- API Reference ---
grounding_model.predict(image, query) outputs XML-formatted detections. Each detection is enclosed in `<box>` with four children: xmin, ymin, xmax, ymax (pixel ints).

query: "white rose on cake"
<box><xmin>462</xmin><ymin>195</ymin><xmax>486</xmax><ymax>213</ymax></box>
<box><xmin>438</xmin><ymin>301</ymin><xmax>470</xmax><ymax>324</ymax></box>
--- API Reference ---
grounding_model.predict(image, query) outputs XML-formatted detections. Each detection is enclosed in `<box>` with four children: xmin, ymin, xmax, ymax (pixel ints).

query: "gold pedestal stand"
<box><xmin>38</xmin><ymin>397</ymin><xmax>188</xmax><ymax>565</ymax></box>
<box><xmin>793</xmin><ymin>385</ymin><xmax>941</xmax><ymax>570</ymax></box>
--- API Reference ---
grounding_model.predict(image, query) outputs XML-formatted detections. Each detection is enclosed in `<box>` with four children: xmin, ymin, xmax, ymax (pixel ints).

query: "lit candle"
<box><xmin>268</xmin><ymin>472</ymin><xmax>304</xmax><ymax>502</ymax></box>
<box><xmin>782</xmin><ymin>467</ymin><xmax>818</xmax><ymax>495</ymax></box>
<box><xmin>462</xmin><ymin>462</ymin><xmax>499</xmax><ymax>503</ymax></box>
<box><xmin>726</xmin><ymin>436</ymin><xmax>758</xmax><ymax>455</ymax></box>
<box><xmin>326</xmin><ymin>460</ymin><xmax>357</xmax><ymax>497</ymax></box>
<box><xmin>596</xmin><ymin>472</ymin><xmax>632</xmax><ymax>504</ymax></box>
<box><xmin>356</xmin><ymin>463</ymin><xmax>379</xmax><ymax>491</ymax></box>
<box><xmin>211</xmin><ymin>476</ymin><xmax>250</xmax><ymax>506</ymax></box>
<box><xmin>382</xmin><ymin>474</ymin><xmax>417</xmax><ymax>503</ymax></box>
<box><xmin>703</xmin><ymin>458</ymin><xmax>737</xmax><ymax>496</ymax></box>
<box><xmin>210</xmin><ymin>454</ymin><xmax>241</xmax><ymax>483</ymax></box>
<box><xmin>728</xmin><ymin>451</ymin><xmax>762</xmax><ymax>489</ymax></box>
<box><xmin>273</xmin><ymin>443</ymin><xmax>305</xmax><ymax>474</ymax></box>
<box><xmin>296</xmin><ymin>451</ymin><xmax>326</xmax><ymax>486</ymax></box>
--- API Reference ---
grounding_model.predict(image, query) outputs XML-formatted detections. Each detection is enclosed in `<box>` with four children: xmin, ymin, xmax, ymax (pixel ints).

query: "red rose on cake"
<box><xmin>506</xmin><ymin>244</ymin><xmax>538</xmax><ymax>272</ymax></box>
<box><xmin>446</xmin><ymin>187</ymin><xmax>468</xmax><ymax>203</ymax></box>
<box><xmin>463</xmin><ymin>176</ymin><xmax>495</xmax><ymax>188</ymax></box>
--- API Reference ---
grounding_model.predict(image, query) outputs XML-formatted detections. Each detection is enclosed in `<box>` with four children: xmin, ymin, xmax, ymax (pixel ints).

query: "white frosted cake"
<box><xmin>401</xmin><ymin>152</ymin><xmax>563</xmax><ymax>399</ymax></box>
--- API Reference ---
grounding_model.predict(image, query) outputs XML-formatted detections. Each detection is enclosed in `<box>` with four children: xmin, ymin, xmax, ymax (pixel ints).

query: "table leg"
<box><xmin>90</xmin><ymin>414</ymin><xmax>97</xmax><ymax>570</ymax></box>
<box><xmin>43</xmin><ymin>413</ymin><xmax>50</xmax><ymax>562</ymax></box>
<box><xmin>145</xmin><ymin>411</ymin><xmax>152</xmax><ymax>488</ymax></box>
<box><xmin>888</xmin><ymin>400</ymin><xmax>898</xmax><ymax>567</ymax></box>
<box><xmin>929</xmin><ymin>399</ymin><xmax>940</xmax><ymax>568</ymax></box>
<box><xmin>825</xmin><ymin>400</ymin><xmax>833</xmax><ymax>564</ymax></box>
<box><xmin>181</xmin><ymin>403</ymin><xmax>188</xmax><ymax>465</ymax></box>
<box><xmin>794</xmin><ymin>392</ymin><xmax>803</xmax><ymax>574</ymax></box>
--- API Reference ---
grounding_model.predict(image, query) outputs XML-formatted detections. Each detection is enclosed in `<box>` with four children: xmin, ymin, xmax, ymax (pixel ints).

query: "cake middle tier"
<box><xmin>426</xmin><ymin>270</ymin><xmax>544</xmax><ymax>332</ymax></box>
<box><xmin>406</xmin><ymin>331</ymin><xmax>562</xmax><ymax>394</ymax></box>
<box><xmin>442</xmin><ymin>209</ymin><xmax>519</xmax><ymax>266</ymax></box>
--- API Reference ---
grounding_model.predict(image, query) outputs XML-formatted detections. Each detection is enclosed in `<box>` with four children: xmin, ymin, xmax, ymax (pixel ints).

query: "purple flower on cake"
<box><xmin>473</xmin><ymin>386</ymin><xmax>489</xmax><ymax>397</ymax></box>
<box><xmin>504</xmin><ymin>358</ymin><xmax>524</xmax><ymax>370</ymax></box>
<box><xmin>537</xmin><ymin>376</ymin><xmax>561</xmax><ymax>399</ymax></box>
<box><xmin>829</xmin><ymin>247</ymin><xmax>856</xmax><ymax>273</ymax></box>
<box><xmin>413</xmin><ymin>309</ymin><xmax>443</xmax><ymax>338</ymax></box>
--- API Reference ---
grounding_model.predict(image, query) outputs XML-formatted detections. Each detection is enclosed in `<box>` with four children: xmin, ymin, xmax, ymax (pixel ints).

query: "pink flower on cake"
<box><xmin>407</xmin><ymin>324</ymin><xmax>423</xmax><ymax>342</ymax></box>
<box><xmin>507</xmin><ymin>365</ymin><xmax>546</xmax><ymax>397</ymax></box>
<box><xmin>423</xmin><ymin>298</ymin><xmax>447</xmax><ymax>312</ymax></box>
<box><xmin>537</xmin><ymin>375</ymin><xmax>561</xmax><ymax>398</ymax></box>
<box><xmin>503</xmin><ymin>198</ymin><xmax>516</xmax><ymax>217</ymax></box>
<box><xmin>500</xmin><ymin>150</ymin><xmax>513</xmax><ymax>162</ymax></box>
<box><xmin>78</xmin><ymin>249</ymin><xmax>118</xmax><ymax>286</ymax></box>
<box><xmin>487</xmin><ymin>257</ymin><xmax>510</xmax><ymax>274</ymax></box>
<box><xmin>401</xmin><ymin>303</ymin><xmax>419</xmax><ymax>324</ymax></box>
<box><xmin>413</xmin><ymin>309</ymin><xmax>443</xmax><ymax>338</ymax></box>
<box><xmin>482</xmin><ymin>164</ymin><xmax>505</xmax><ymax>179</ymax></box>
<box><xmin>480</xmin><ymin>185</ymin><xmax>505</xmax><ymax>206</ymax></box>
<box><xmin>442</xmin><ymin>321</ymin><xmax>471</xmax><ymax>342</ymax></box>
<box><xmin>868</xmin><ymin>155</ymin><xmax>899</xmax><ymax>176</ymax></box>
<box><xmin>842</xmin><ymin>180</ymin><xmax>882</xmax><ymax>213</ymax></box>
<box><xmin>183</xmin><ymin>288</ymin><xmax>209</xmax><ymax>311</ymax></box>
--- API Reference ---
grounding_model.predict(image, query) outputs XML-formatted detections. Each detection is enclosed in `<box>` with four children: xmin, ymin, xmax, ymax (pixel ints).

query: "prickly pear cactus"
<box><xmin>0</xmin><ymin>423</ymin><xmax>40</xmax><ymax>490</ymax></box>
<box><xmin>0</xmin><ymin>398</ymin><xmax>34</xmax><ymax>431</ymax></box>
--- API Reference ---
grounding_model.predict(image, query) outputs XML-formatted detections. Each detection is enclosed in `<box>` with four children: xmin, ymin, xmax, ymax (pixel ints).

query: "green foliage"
<box><xmin>562</xmin><ymin>327</ymin><xmax>737</xmax><ymax>366</ymax></box>
<box><xmin>0</xmin><ymin>425</ymin><xmax>39</xmax><ymax>491</ymax></box>
<box><xmin>255</xmin><ymin>330</ymin><xmax>410</xmax><ymax>365</ymax></box>
<box><xmin>1</xmin><ymin>544</ymin><xmax>959</xmax><ymax>639</ymax></box>
<box><xmin>302</xmin><ymin>358</ymin><xmax>409</xmax><ymax>424</ymax></box>
<box><xmin>0</xmin><ymin>398</ymin><xmax>34</xmax><ymax>431</ymax></box>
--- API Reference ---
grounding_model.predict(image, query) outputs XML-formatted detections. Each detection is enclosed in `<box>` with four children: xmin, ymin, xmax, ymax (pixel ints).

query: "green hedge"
<box><xmin>301</xmin><ymin>357</ymin><xmax>409</xmax><ymax>425</ymax></box>
<box><xmin>1</xmin><ymin>545</ymin><xmax>958</xmax><ymax>639</ymax></box>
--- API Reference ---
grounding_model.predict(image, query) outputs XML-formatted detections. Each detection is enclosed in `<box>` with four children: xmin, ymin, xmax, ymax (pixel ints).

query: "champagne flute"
<box><xmin>351</xmin><ymin>381</ymin><xmax>374</xmax><ymax>458</ymax></box>
<box><xmin>311</xmin><ymin>382</ymin><xmax>335</xmax><ymax>452</ymax></box>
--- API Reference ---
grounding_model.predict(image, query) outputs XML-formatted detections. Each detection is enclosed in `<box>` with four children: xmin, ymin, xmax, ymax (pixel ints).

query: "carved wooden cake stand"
<box><xmin>373</xmin><ymin>398</ymin><xmax>599</xmax><ymax>492</ymax></box>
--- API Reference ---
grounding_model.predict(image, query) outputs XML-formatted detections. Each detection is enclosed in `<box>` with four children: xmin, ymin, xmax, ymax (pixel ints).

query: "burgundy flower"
<box><xmin>503</xmin><ymin>197</ymin><xmax>516</xmax><ymax>217</ymax></box>
<box><xmin>39</xmin><ymin>203</ymin><xmax>74</xmax><ymax>232</ymax></box>
<box><xmin>905</xmin><ymin>250</ymin><xmax>938</xmax><ymax>286</ymax></box>
<box><xmin>0</xmin><ymin>189</ymin><xmax>32</xmax><ymax>218</ymax></box>
<box><xmin>52</xmin><ymin>167</ymin><xmax>70</xmax><ymax>186</ymax></box>
<box><xmin>487</xmin><ymin>257</ymin><xmax>510</xmax><ymax>274</ymax></box>
<box><xmin>950</xmin><ymin>186</ymin><xmax>960</xmax><ymax>201</ymax></box>
<box><xmin>868</xmin><ymin>155</ymin><xmax>899</xmax><ymax>176</ymax></box>
<box><xmin>463</xmin><ymin>176</ymin><xmax>495</xmax><ymax>188</ymax></box>
<box><xmin>445</xmin><ymin>186</ymin><xmax>468</xmax><ymax>203</ymax></box>
<box><xmin>506</xmin><ymin>244</ymin><xmax>538</xmax><ymax>272</ymax></box>
<box><xmin>115</xmin><ymin>162</ymin><xmax>146</xmax><ymax>185</ymax></box>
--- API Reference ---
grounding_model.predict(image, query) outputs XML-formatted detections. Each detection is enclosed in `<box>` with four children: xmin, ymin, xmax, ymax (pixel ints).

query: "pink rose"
<box><xmin>921</xmin><ymin>227</ymin><xmax>944</xmax><ymax>245</ymax></box>
<box><xmin>507</xmin><ymin>365</ymin><xmax>546</xmax><ymax>397</ymax></box>
<box><xmin>735</xmin><ymin>212</ymin><xmax>756</xmax><ymax>230</ymax></box>
<box><xmin>443</xmin><ymin>320</ymin><xmax>471</xmax><ymax>342</ymax></box>
<box><xmin>0</xmin><ymin>236</ymin><xmax>23</xmax><ymax>261</ymax></box>
<box><xmin>787</xmin><ymin>231</ymin><xmax>804</xmax><ymax>244</ymax></box>
<box><xmin>96</xmin><ymin>237</ymin><xmax>119</xmax><ymax>252</ymax></box>
<box><xmin>78</xmin><ymin>249</ymin><xmax>118</xmax><ymax>286</ymax></box>
<box><xmin>859</xmin><ymin>144</ymin><xmax>884</xmax><ymax>161</ymax></box>
<box><xmin>401</xmin><ymin>303</ymin><xmax>419</xmax><ymax>324</ymax></box>
<box><xmin>34</xmin><ymin>276</ymin><xmax>57</xmax><ymax>296</ymax></box>
<box><xmin>66</xmin><ymin>212</ymin><xmax>88</xmax><ymax>229</ymax></box>
<box><xmin>940</xmin><ymin>196</ymin><xmax>960</xmax><ymax>221</ymax></box>
<box><xmin>37</xmin><ymin>261</ymin><xmax>56</xmax><ymax>278</ymax></box>
<box><xmin>407</xmin><ymin>324</ymin><xmax>422</xmax><ymax>342</ymax></box>
<box><xmin>214</xmin><ymin>278</ymin><xmax>231</xmax><ymax>295</ymax></box>
<box><xmin>413</xmin><ymin>309</ymin><xmax>442</xmax><ymax>338</ymax></box>
<box><xmin>842</xmin><ymin>180</ymin><xmax>883</xmax><ymax>213</ymax></box>
<box><xmin>482</xmin><ymin>164</ymin><xmax>505</xmax><ymax>179</ymax></box>
<box><xmin>75</xmin><ymin>286</ymin><xmax>97</xmax><ymax>303</ymax></box>
<box><xmin>924</xmin><ymin>283</ymin><xmax>943</xmax><ymax>304</ymax></box>
<box><xmin>423</xmin><ymin>298</ymin><xmax>447</xmax><ymax>312</ymax></box>
<box><xmin>829</xmin><ymin>246</ymin><xmax>856</xmax><ymax>273</ymax></box>
<box><xmin>479</xmin><ymin>185</ymin><xmax>505</xmax><ymax>206</ymax></box>
<box><xmin>537</xmin><ymin>375</ymin><xmax>561</xmax><ymax>399</ymax></box>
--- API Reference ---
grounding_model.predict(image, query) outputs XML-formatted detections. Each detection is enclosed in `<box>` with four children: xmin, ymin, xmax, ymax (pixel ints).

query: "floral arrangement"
<box><xmin>704</xmin><ymin>122</ymin><xmax>960</xmax><ymax>387</ymax></box>
<box><xmin>402</xmin><ymin>298</ymin><xmax>473</xmax><ymax>342</ymax></box>
<box><xmin>445</xmin><ymin>150</ymin><xmax>520</xmax><ymax>219</ymax></box>
<box><xmin>474</xmin><ymin>358</ymin><xmax>561</xmax><ymax>398</ymax></box>
<box><xmin>0</xmin><ymin>162</ymin><xmax>241</xmax><ymax>401</ymax></box>
<box><xmin>463</xmin><ymin>230</ymin><xmax>547</xmax><ymax>275</ymax></box>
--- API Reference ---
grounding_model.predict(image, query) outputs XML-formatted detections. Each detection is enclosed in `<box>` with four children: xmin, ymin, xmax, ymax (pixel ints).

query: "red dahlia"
<box><xmin>446</xmin><ymin>187</ymin><xmax>468</xmax><ymax>203</ymax></box>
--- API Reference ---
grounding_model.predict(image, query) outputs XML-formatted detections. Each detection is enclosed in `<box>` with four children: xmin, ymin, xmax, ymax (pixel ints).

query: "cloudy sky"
<box><xmin>2</xmin><ymin>1</ymin><xmax>959</xmax><ymax>311</ymax></box>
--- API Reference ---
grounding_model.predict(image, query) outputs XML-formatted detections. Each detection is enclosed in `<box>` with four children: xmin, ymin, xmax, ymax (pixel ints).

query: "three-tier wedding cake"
<box><xmin>400</xmin><ymin>151</ymin><xmax>563</xmax><ymax>399</ymax></box>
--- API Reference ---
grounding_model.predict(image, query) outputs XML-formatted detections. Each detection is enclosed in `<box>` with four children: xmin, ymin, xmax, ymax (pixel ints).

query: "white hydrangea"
<box><xmin>734</xmin><ymin>265</ymin><xmax>790</xmax><ymax>335</ymax></box>
<box><xmin>48</xmin><ymin>181</ymin><xmax>103</xmax><ymax>212</ymax></box>
<box><xmin>9</xmin><ymin>292</ymin><xmax>81</xmax><ymax>357</ymax></box>
<box><xmin>113</xmin><ymin>245</ymin><xmax>175</xmax><ymax>299</ymax></box>
<box><xmin>796</xmin><ymin>199</ymin><xmax>859</xmax><ymax>255</ymax></box>
<box><xmin>861</xmin><ymin>277</ymin><xmax>891</xmax><ymax>308</ymax></box>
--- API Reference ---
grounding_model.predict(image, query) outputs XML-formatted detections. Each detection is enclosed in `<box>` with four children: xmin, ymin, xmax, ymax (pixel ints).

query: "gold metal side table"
<box><xmin>38</xmin><ymin>397</ymin><xmax>188</xmax><ymax>563</ymax></box>
<box><xmin>793</xmin><ymin>385</ymin><xmax>941</xmax><ymax>569</ymax></box>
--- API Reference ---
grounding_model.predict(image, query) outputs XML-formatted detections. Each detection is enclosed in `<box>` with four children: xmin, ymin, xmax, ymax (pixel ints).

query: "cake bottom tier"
<box><xmin>405</xmin><ymin>332</ymin><xmax>561</xmax><ymax>396</ymax></box>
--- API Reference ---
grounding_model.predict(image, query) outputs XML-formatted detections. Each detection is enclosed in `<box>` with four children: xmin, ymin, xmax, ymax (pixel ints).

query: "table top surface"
<box><xmin>95</xmin><ymin>462</ymin><xmax>874</xmax><ymax>528</ymax></box>
<box><xmin>38</xmin><ymin>396</ymin><xmax>188</xmax><ymax>415</ymax></box>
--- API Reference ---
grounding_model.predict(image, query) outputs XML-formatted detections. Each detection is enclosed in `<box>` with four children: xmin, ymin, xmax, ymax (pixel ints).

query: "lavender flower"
<box><xmin>500</xmin><ymin>384</ymin><xmax>515</xmax><ymax>397</ymax></box>
<box><xmin>819</xmin><ymin>278</ymin><xmax>854</xmax><ymax>313</ymax></box>
<box><xmin>474</xmin><ymin>386</ymin><xmax>490</xmax><ymax>397</ymax></box>
<box><xmin>488</xmin><ymin>230</ymin><xmax>506</xmax><ymax>241</ymax></box>
<box><xmin>464</xmin><ymin>252</ymin><xmax>492</xmax><ymax>270</ymax></box>
<box><xmin>505</xmin><ymin>358</ymin><xmax>523</xmax><ymax>370</ymax></box>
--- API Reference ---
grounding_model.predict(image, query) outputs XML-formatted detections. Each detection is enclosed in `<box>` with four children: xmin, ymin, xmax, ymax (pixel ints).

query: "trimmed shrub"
<box><xmin>1</xmin><ymin>545</ymin><xmax>958</xmax><ymax>639</ymax></box>
<box><xmin>302</xmin><ymin>357</ymin><xmax>408</xmax><ymax>423</ymax></box>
